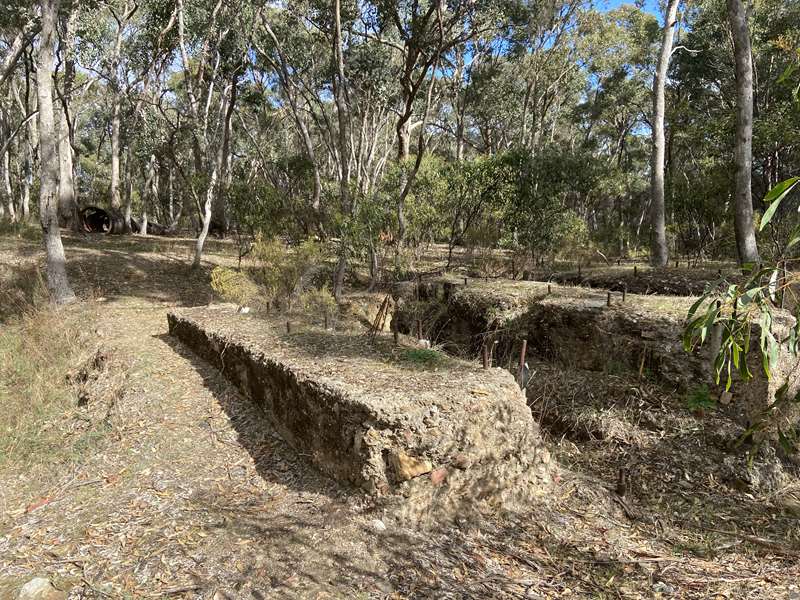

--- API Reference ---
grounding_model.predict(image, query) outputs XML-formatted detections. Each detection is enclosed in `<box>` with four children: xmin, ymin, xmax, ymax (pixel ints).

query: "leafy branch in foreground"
<box><xmin>683</xmin><ymin>177</ymin><xmax>800</xmax><ymax>445</ymax></box>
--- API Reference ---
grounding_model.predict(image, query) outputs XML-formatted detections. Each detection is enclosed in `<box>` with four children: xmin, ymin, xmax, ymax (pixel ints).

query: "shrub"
<box><xmin>249</xmin><ymin>235</ymin><xmax>323</xmax><ymax>310</ymax></box>
<box><xmin>298</xmin><ymin>285</ymin><xmax>337</xmax><ymax>319</ymax></box>
<box><xmin>398</xmin><ymin>347</ymin><xmax>448</xmax><ymax>369</ymax></box>
<box><xmin>210</xmin><ymin>266</ymin><xmax>260</xmax><ymax>308</ymax></box>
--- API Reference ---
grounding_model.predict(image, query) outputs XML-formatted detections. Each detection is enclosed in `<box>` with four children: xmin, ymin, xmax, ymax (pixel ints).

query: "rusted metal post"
<box><xmin>622</xmin><ymin>285</ymin><xmax>627</xmax><ymax>302</ymax></box>
<box><xmin>547</xmin><ymin>283</ymin><xmax>552</xmax><ymax>295</ymax></box>
<box><xmin>634</xmin><ymin>265</ymin><xmax>638</xmax><ymax>277</ymax></box>
<box><xmin>607</xmin><ymin>291</ymin><xmax>611</xmax><ymax>307</ymax></box>
<box><xmin>286</xmin><ymin>321</ymin><xmax>291</xmax><ymax>334</ymax></box>
<box><xmin>517</xmin><ymin>339</ymin><xmax>528</xmax><ymax>388</ymax></box>
<box><xmin>464</xmin><ymin>277</ymin><xmax>468</xmax><ymax>285</ymax></box>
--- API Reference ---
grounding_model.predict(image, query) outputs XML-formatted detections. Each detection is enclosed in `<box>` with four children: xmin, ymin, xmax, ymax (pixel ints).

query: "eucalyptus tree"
<box><xmin>506</xmin><ymin>0</ymin><xmax>586</xmax><ymax>154</ymax></box>
<box><xmin>250</xmin><ymin>5</ymin><xmax>331</xmax><ymax>227</ymax></box>
<box><xmin>0</xmin><ymin>4</ymin><xmax>38</xmax><ymax>90</ymax></box>
<box><xmin>9</xmin><ymin>53</ymin><xmax>36</xmax><ymax>222</ymax></box>
<box><xmin>727</xmin><ymin>0</ymin><xmax>759</xmax><ymax>265</ymax></box>
<box><xmin>366</xmin><ymin>0</ymin><xmax>504</xmax><ymax>245</ymax></box>
<box><xmin>38</xmin><ymin>0</ymin><xmax>76</xmax><ymax>304</ymax></box>
<box><xmin>57</xmin><ymin>2</ymin><xmax>79</xmax><ymax>229</ymax></box>
<box><xmin>574</xmin><ymin>5</ymin><xmax>656</xmax><ymax>254</ymax></box>
<box><xmin>167</xmin><ymin>0</ymin><xmax>248</xmax><ymax>267</ymax></box>
<box><xmin>649</xmin><ymin>0</ymin><xmax>681</xmax><ymax>268</ymax></box>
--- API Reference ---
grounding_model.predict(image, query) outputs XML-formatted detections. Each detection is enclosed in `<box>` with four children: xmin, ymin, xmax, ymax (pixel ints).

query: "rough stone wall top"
<box><xmin>168</xmin><ymin>305</ymin><xmax>550</xmax><ymax>516</ymax></box>
<box><xmin>392</xmin><ymin>278</ymin><xmax>800</xmax><ymax>440</ymax></box>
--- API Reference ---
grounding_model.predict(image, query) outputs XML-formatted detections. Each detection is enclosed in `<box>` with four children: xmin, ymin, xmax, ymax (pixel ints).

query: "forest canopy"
<box><xmin>0</xmin><ymin>0</ymin><xmax>799</xmax><ymax>301</ymax></box>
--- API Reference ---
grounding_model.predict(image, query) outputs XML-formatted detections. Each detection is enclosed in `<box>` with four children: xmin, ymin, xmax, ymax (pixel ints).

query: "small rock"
<box><xmin>370</xmin><ymin>518</ymin><xmax>387</xmax><ymax>532</ymax></box>
<box><xmin>452</xmin><ymin>453</ymin><xmax>472</xmax><ymax>470</ymax></box>
<box><xmin>537</xmin><ymin>447</ymin><xmax>551</xmax><ymax>464</ymax></box>
<box><xmin>17</xmin><ymin>578</ymin><xmax>66</xmax><ymax>600</ymax></box>
<box><xmin>390</xmin><ymin>451</ymin><xmax>433</xmax><ymax>481</ymax></box>
<box><xmin>238</xmin><ymin>306</ymin><xmax>251</xmax><ymax>314</ymax></box>
<box><xmin>719</xmin><ymin>391</ymin><xmax>733</xmax><ymax>405</ymax></box>
<box><xmin>430</xmin><ymin>467</ymin><xmax>448</xmax><ymax>485</ymax></box>
<box><xmin>417</xmin><ymin>339</ymin><xmax>431</xmax><ymax>349</ymax></box>
<box><xmin>652</xmin><ymin>581</ymin><xmax>675</xmax><ymax>595</ymax></box>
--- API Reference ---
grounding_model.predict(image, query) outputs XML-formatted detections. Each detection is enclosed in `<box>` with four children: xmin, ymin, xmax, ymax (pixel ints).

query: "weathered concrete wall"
<box><xmin>168</xmin><ymin>306</ymin><xmax>552</xmax><ymax>516</ymax></box>
<box><xmin>392</xmin><ymin>281</ymin><xmax>800</xmax><ymax>439</ymax></box>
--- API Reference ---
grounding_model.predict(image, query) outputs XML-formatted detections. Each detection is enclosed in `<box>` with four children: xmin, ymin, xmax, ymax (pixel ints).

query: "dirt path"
<box><xmin>1</xmin><ymin>234</ymin><xmax>798</xmax><ymax>599</ymax></box>
<box><xmin>2</xmin><ymin>296</ymin><xmax>392</xmax><ymax>597</ymax></box>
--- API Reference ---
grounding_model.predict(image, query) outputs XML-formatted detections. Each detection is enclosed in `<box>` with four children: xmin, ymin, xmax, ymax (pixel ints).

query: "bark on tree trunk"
<box><xmin>395</xmin><ymin>118</ymin><xmax>410</xmax><ymax>244</ymax></box>
<box><xmin>21</xmin><ymin>135</ymin><xmax>32</xmax><ymax>221</ymax></box>
<box><xmin>20</xmin><ymin>76</ymin><xmax>36</xmax><ymax>222</ymax></box>
<box><xmin>122</xmin><ymin>148</ymin><xmax>133</xmax><ymax>231</ymax></box>
<box><xmin>193</xmin><ymin>83</ymin><xmax>231</xmax><ymax>269</ymax></box>
<box><xmin>649</xmin><ymin>0</ymin><xmax>680</xmax><ymax>268</ymax></box>
<box><xmin>57</xmin><ymin>109</ymin><xmax>76</xmax><ymax>227</ymax></box>
<box><xmin>37</xmin><ymin>0</ymin><xmax>75</xmax><ymax>305</ymax></box>
<box><xmin>140</xmin><ymin>154</ymin><xmax>157</xmax><ymax>236</ymax></box>
<box><xmin>1</xmin><ymin>147</ymin><xmax>15</xmax><ymax>222</ymax></box>
<box><xmin>211</xmin><ymin>75</ymin><xmax>237</xmax><ymax>237</ymax></box>
<box><xmin>727</xmin><ymin>0</ymin><xmax>760</xmax><ymax>266</ymax></box>
<box><xmin>332</xmin><ymin>0</ymin><xmax>351</xmax><ymax>300</ymax></box>
<box><xmin>57</xmin><ymin>7</ymin><xmax>77</xmax><ymax>229</ymax></box>
<box><xmin>109</xmin><ymin>94</ymin><xmax>123</xmax><ymax>226</ymax></box>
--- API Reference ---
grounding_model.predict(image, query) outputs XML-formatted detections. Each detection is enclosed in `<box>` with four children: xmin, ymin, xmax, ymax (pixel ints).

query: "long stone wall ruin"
<box><xmin>391</xmin><ymin>279</ymin><xmax>800</xmax><ymax>440</ymax></box>
<box><xmin>168</xmin><ymin>305</ymin><xmax>552</xmax><ymax>517</ymax></box>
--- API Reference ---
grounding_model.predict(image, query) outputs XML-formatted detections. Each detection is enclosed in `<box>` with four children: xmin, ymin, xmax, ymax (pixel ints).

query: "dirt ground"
<box><xmin>1</xmin><ymin>231</ymin><xmax>799</xmax><ymax>599</ymax></box>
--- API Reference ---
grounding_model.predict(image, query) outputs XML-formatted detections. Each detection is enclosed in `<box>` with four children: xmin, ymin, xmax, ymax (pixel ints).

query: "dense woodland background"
<box><xmin>0</xmin><ymin>0</ymin><xmax>799</xmax><ymax>302</ymax></box>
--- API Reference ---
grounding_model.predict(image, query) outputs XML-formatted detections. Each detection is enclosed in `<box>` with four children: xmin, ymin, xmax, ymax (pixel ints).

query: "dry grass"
<box><xmin>0</xmin><ymin>295</ymin><xmax>103</xmax><ymax>473</ymax></box>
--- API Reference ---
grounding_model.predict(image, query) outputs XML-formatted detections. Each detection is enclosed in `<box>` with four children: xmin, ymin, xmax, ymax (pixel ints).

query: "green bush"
<box><xmin>210</xmin><ymin>266</ymin><xmax>260</xmax><ymax>308</ymax></box>
<box><xmin>298</xmin><ymin>285</ymin><xmax>337</xmax><ymax>318</ymax></box>
<box><xmin>249</xmin><ymin>235</ymin><xmax>322</xmax><ymax>310</ymax></box>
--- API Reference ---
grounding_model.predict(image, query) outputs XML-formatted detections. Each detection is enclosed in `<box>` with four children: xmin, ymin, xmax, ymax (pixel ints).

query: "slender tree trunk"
<box><xmin>122</xmin><ymin>148</ymin><xmax>133</xmax><ymax>230</ymax></box>
<box><xmin>57</xmin><ymin>109</ymin><xmax>75</xmax><ymax>226</ymax></box>
<box><xmin>649</xmin><ymin>0</ymin><xmax>680</xmax><ymax>268</ymax></box>
<box><xmin>140</xmin><ymin>154</ymin><xmax>157</xmax><ymax>236</ymax></box>
<box><xmin>57</xmin><ymin>7</ymin><xmax>77</xmax><ymax>229</ymax></box>
<box><xmin>194</xmin><ymin>166</ymin><xmax>218</xmax><ymax>268</ymax></box>
<box><xmin>109</xmin><ymin>94</ymin><xmax>123</xmax><ymax>225</ymax></box>
<box><xmin>37</xmin><ymin>0</ymin><xmax>75</xmax><ymax>304</ymax></box>
<box><xmin>1</xmin><ymin>146</ymin><xmax>15</xmax><ymax>222</ymax></box>
<box><xmin>395</xmin><ymin>116</ymin><xmax>410</xmax><ymax>244</ymax></box>
<box><xmin>21</xmin><ymin>129</ymin><xmax>32</xmax><ymax>221</ymax></box>
<box><xmin>168</xmin><ymin>168</ymin><xmax>174</xmax><ymax>223</ymax></box>
<box><xmin>211</xmin><ymin>75</ymin><xmax>237</xmax><ymax>237</ymax></box>
<box><xmin>727</xmin><ymin>0</ymin><xmax>760</xmax><ymax>266</ymax></box>
<box><xmin>332</xmin><ymin>0</ymin><xmax>351</xmax><ymax>300</ymax></box>
<box><xmin>193</xmin><ymin>84</ymin><xmax>231</xmax><ymax>269</ymax></box>
<box><xmin>19</xmin><ymin>74</ymin><xmax>36</xmax><ymax>223</ymax></box>
<box><xmin>0</xmin><ymin>18</ymin><xmax>36</xmax><ymax>89</ymax></box>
